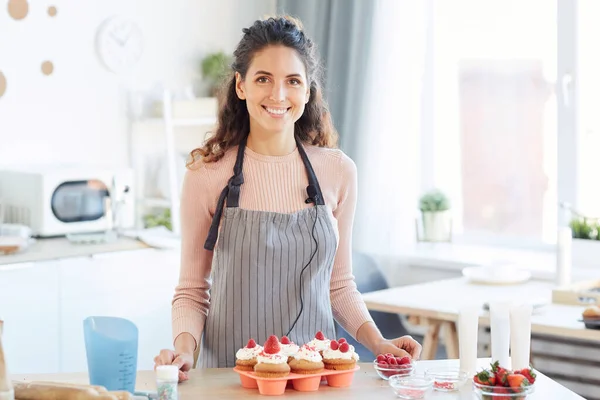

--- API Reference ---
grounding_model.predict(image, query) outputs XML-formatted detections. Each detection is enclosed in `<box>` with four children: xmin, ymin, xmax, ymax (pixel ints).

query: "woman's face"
<box><xmin>236</xmin><ymin>45</ymin><xmax>310</xmax><ymax>136</ymax></box>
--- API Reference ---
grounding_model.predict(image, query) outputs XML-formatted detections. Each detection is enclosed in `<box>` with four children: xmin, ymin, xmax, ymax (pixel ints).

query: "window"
<box><xmin>422</xmin><ymin>1</ymin><xmax>565</xmax><ymax>247</ymax></box>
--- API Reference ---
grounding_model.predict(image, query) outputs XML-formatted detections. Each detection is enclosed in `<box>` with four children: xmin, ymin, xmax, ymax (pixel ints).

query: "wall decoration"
<box><xmin>0</xmin><ymin>71</ymin><xmax>6</xmax><ymax>98</ymax></box>
<box><xmin>95</xmin><ymin>16</ymin><xmax>144</xmax><ymax>74</ymax></box>
<box><xmin>48</xmin><ymin>5</ymin><xmax>57</xmax><ymax>17</ymax></box>
<box><xmin>7</xmin><ymin>0</ymin><xmax>28</xmax><ymax>20</ymax></box>
<box><xmin>41</xmin><ymin>61</ymin><xmax>54</xmax><ymax>76</ymax></box>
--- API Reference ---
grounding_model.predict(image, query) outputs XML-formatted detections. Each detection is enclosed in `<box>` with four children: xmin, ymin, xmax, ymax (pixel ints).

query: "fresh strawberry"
<box><xmin>315</xmin><ymin>331</ymin><xmax>325</xmax><ymax>340</ymax></box>
<box><xmin>398</xmin><ymin>356</ymin><xmax>411</xmax><ymax>365</ymax></box>
<box><xmin>507</xmin><ymin>373</ymin><xmax>530</xmax><ymax>389</ymax></box>
<box><xmin>491</xmin><ymin>361</ymin><xmax>509</xmax><ymax>386</ymax></box>
<box><xmin>330</xmin><ymin>340</ymin><xmax>339</xmax><ymax>350</ymax></box>
<box><xmin>473</xmin><ymin>369</ymin><xmax>496</xmax><ymax>386</ymax></box>
<box><xmin>339</xmin><ymin>342</ymin><xmax>350</xmax><ymax>353</ymax></box>
<box><xmin>376</xmin><ymin>354</ymin><xmax>387</xmax><ymax>363</ymax></box>
<box><xmin>280</xmin><ymin>336</ymin><xmax>291</xmax><ymax>345</ymax></box>
<box><xmin>516</xmin><ymin>367</ymin><xmax>537</xmax><ymax>384</ymax></box>
<box><xmin>263</xmin><ymin>335</ymin><xmax>280</xmax><ymax>354</ymax></box>
<box><xmin>246</xmin><ymin>339</ymin><xmax>256</xmax><ymax>349</ymax></box>
<box><xmin>388</xmin><ymin>356</ymin><xmax>398</xmax><ymax>365</ymax></box>
<box><xmin>338</xmin><ymin>338</ymin><xmax>347</xmax><ymax>344</ymax></box>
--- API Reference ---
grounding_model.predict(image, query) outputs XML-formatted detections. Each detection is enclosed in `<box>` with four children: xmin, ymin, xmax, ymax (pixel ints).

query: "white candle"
<box><xmin>556</xmin><ymin>227</ymin><xmax>572</xmax><ymax>286</ymax></box>
<box><xmin>458</xmin><ymin>306</ymin><xmax>479</xmax><ymax>375</ymax></box>
<box><xmin>489</xmin><ymin>302</ymin><xmax>511</xmax><ymax>369</ymax></box>
<box><xmin>510</xmin><ymin>304</ymin><xmax>533</xmax><ymax>370</ymax></box>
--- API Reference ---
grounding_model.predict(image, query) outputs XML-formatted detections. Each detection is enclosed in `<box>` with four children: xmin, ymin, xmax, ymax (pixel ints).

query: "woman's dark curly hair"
<box><xmin>188</xmin><ymin>15</ymin><xmax>338</xmax><ymax>166</ymax></box>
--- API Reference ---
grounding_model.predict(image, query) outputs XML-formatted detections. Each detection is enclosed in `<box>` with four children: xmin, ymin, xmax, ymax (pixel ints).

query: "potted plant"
<box><xmin>418</xmin><ymin>189</ymin><xmax>452</xmax><ymax>242</ymax></box>
<box><xmin>201</xmin><ymin>51</ymin><xmax>231</xmax><ymax>97</ymax></box>
<box><xmin>560</xmin><ymin>202</ymin><xmax>600</xmax><ymax>269</ymax></box>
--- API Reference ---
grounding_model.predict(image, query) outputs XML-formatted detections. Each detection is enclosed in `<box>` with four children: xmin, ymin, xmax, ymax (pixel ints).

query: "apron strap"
<box><xmin>296</xmin><ymin>137</ymin><xmax>325</xmax><ymax>206</ymax></box>
<box><xmin>204</xmin><ymin>137</ymin><xmax>246</xmax><ymax>251</ymax></box>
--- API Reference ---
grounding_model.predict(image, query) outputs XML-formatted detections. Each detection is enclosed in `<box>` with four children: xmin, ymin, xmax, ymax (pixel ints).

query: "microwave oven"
<box><xmin>0</xmin><ymin>166</ymin><xmax>135</xmax><ymax>237</ymax></box>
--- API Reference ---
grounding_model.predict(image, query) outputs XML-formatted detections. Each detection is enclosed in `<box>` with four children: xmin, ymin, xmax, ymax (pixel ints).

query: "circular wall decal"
<box><xmin>0</xmin><ymin>71</ymin><xmax>6</xmax><ymax>98</ymax></box>
<box><xmin>41</xmin><ymin>61</ymin><xmax>54</xmax><ymax>75</ymax></box>
<box><xmin>48</xmin><ymin>6</ymin><xmax>57</xmax><ymax>17</ymax></box>
<box><xmin>7</xmin><ymin>0</ymin><xmax>29</xmax><ymax>20</ymax></box>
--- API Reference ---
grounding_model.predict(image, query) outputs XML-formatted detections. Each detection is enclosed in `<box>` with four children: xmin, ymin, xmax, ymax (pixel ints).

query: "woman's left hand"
<box><xmin>374</xmin><ymin>336</ymin><xmax>422</xmax><ymax>360</ymax></box>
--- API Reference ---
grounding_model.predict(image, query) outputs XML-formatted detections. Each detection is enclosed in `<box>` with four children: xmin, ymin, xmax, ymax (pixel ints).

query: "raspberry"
<box><xmin>246</xmin><ymin>339</ymin><xmax>256</xmax><ymax>349</ymax></box>
<box><xmin>339</xmin><ymin>342</ymin><xmax>350</xmax><ymax>353</ymax></box>
<box><xmin>263</xmin><ymin>335</ymin><xmax>280</xmax><ymax>354</ymax></box>
<box><xmin>280</xmin><ymin>336</ymin><xmax>291</xmax><ymax>345</ymax></box>
<box><xmin>338</xmin><ymin>338</ymin><xmax>347</xmax><ymax>344</ymax></box>
<box><xmin>315</xmin><ymin>331</ymin><xmax>325</xmax><ymax>340</ymax></box>
<box><xmin>330</xmin><ymin>340</ymin><xmax>339</xmax><ymax>350</ymax></box>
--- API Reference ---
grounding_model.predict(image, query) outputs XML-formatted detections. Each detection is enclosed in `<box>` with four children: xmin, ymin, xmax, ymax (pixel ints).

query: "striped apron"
<box><xmin>200</xmin><ymin>137</ymin><xmax>338</xmax><ymax>368</ymax></box>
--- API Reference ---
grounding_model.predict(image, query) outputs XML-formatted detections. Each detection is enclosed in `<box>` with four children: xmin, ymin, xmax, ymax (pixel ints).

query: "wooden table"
<box><xmin>362</xmin><ymin>277</ymin><xmax>600</xmax><ymax>361</ymax></box>
<box><xmin>10</xmin><ymin>359</ymin><xmax>584</xmax><ymax>399</ymax></box>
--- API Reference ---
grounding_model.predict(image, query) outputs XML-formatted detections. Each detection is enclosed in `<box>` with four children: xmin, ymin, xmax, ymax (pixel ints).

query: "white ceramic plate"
<box><xmin>462</xmin><ymin>265</ymin><xmax>532</xmax><ymax>285</ymax></box>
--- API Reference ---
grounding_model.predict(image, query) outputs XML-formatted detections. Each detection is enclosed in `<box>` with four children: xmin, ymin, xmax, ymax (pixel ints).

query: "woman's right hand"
<box><xmin>154</xmin><ymin>349</ymin><xmax>194</xmax><ymax>382</ymax></box>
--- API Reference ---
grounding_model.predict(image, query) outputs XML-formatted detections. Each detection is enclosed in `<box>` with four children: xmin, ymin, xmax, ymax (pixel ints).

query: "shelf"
<box><xmin>136</xmin><ymin>117</ymin><xmax>217</xmax><ymax>127</ymax></box>
<box><xmin>137</xmin><ymin>197</ymin><xmax>171</xmax><ymax>207</ymax></box>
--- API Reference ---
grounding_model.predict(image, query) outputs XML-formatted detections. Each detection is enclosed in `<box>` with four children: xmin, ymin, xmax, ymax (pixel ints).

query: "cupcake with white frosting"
<box><xmin>279</xmin><ymin>336</ymin><xmax>299</xmax><ymax>363</ymax></box>
<box><xmin>306</xmin><ymin>331</ymin><xmax>330</xmax><ymax>356</ymax></box>
<box><xmin>322</xmin><ymin>338</ymin><xmax>359</xmax><ymax>370</ymax></box>
<box><xmin>253</xmin><ymin>335</ymin><xmax>291</xmax><ymax>378</ymax></box>
<box><xmin>289</xmin><ymin>344</ymin><xmax>324</xmax><ymax>374</ymax></box>
<box><xmin>235</xmin><ymin>338</ymin><xmax>263</xmax><ymax>371</ymax></box>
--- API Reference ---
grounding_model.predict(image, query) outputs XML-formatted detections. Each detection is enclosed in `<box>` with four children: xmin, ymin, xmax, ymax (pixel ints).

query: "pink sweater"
<box><xmin>171</xmin><ymin>144</ymin><xmax>374</xmax><ymax>349</ymax></box>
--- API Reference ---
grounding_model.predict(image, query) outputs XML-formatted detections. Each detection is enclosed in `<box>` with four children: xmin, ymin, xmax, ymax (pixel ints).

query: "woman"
<box><xmin>154</xmin><ymin>16</ymin><xmax>421</xmax><ymax>381</ymax></box>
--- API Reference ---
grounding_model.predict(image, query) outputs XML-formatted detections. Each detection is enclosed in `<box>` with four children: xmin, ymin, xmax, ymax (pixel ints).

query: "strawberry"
<box><xmin>507</xmin><ymin>373</ymin><xmax>530</xmax><ymax>389</ymax></box>
<box><xmin>263</xmin><ymin>335</ymin><xmax>280</xmax><ymax>354</ymax></box>
<box><xmin>339</xmin><ymin>342</ymin><xmax>350</xmax><ymax>353</ymax></box>
<box><xmin>315</xmin><ymin>331</ymin><xmax>325</xmax><ymax>340</ymax></box>
<box><xmin>493</xmin><ymin>386</ymin><xmax>512</xmax><ymax>400</ymax></box>
<box><xmin>246</xmin><ymin>339</ymin><xmax>256</xmax><ymax>349</ymax></box>
<box><xmin>338</xmin><ymin>338</ymin><xmax>347</xmax><ymax>344</ymax></box>
<box><xmin>491</xmin><ymin>361</ymin><xmax>509</xmax><ymax>386</ymax></box>
<box><xmin>473</xmin><ymin>370</ymin><xmax>496</xmax><ymax>386</ymax></box>
<box><xmin>398</xmin><ymin>356</ymin><xmax>411</xmax><ymax>365</ymax></box>
<box><xmin>376</xmin><ymin>354</ymin><xmax>387</xmax><ymax>363</ymax></box>
<box><xmin>516</xmin><ymin>367</ymin><xmax>536</xmax><ymax>384</ymax></box>
<box><xmin>280</xmin><ymin>336</ymin><xmax>291</xmax><ymax>345</ymax></box>
<box><xmin>330</xmin><ymin>340</ymin><xmax>339</xmax><ymax>350</ymax></box>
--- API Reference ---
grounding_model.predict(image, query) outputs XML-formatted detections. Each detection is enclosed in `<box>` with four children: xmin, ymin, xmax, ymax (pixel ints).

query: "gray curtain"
<box><xmin>276</xmin><ymin>0</ymin><xmax>376</xmax><ymax>159</ymax></box>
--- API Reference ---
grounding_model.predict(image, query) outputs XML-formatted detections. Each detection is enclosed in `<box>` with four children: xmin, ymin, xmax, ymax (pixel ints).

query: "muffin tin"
<box><xmin>233</xmin><ymin>365</ymin><xmax>360</xmax><ymax>395</ymax></box>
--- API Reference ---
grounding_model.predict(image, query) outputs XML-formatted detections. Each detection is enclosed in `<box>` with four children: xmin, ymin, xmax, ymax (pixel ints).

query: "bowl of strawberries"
<box><xmin>373</xmin><ymin>353</ymin><xmax>414</xmax><ymax>380</ymax></box>
<box><xmin>472</xmin><ymin>361</ymin><xmax>536</xmax><ymax>399</ymax></box>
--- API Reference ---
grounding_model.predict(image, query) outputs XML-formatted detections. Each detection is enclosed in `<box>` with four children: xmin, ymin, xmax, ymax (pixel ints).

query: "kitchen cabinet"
<box><xmin>0</xmin><ymin>261</ymin><xmax>60</xmax><ymax>374</ymax></box>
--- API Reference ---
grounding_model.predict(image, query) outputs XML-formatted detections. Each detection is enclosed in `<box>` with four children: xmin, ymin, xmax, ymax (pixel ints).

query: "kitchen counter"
<box><xmin>0</xmin><ymin>236</ymin><xmax>148</xmax><ymax>266</ymax></box>
<box><xmin>10</xmin><ymin>360</ymin><xmax>585</xmax><ymax>399</ymax></box>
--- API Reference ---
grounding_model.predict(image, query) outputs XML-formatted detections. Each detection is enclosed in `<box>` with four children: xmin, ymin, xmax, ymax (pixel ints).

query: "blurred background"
<box><xmin>1</xmin><ymin>1</ymin><xmax>600</xmax><ymax>398</ymax></box>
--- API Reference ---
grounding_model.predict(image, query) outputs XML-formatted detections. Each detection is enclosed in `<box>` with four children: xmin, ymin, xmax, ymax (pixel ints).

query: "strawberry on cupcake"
<box><xmin>289</xmin><ymin>344</ymin><xmax>324</xmax><ymax>374</ymax></box>
<box><xmin>253</xmin><ymin>335</ymin><xmax>291</xmax><ymax>378</ymax></box>
<box><xmin>279</xmin><ymin>335</ymin><xmax>299</xmax><ymax>363</ymax></box>
<box><xmin>306</xmin><ymin>331</ymin><xmax>330</xmax><ymax>355</ymax></box>
<box><xmin>322</xmin><ymin>338</ymin><xmax>359</xmax><ymax>370</ymax></box>
<box><xmin>235</xmin><ymin>338</ymin><xmax>263</xmax><ymax>371</ymax></box>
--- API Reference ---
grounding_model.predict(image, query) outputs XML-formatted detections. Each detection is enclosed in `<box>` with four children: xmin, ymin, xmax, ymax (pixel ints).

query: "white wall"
<box><xmin>0</xmin><ymin>0</ymin><xmax>275</xmax><ymax>168</ymax></box>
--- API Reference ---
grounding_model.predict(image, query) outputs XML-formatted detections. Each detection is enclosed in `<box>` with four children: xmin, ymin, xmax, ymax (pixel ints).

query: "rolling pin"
<box><xmin>13</xmin><ymin>381</ymin><xmax>134</xmax><ymax>400</ymax></box>
<box><xmin>0</xmin><ymin>320</ymin><xmax>14</xmax><ymax>400</ymax></box>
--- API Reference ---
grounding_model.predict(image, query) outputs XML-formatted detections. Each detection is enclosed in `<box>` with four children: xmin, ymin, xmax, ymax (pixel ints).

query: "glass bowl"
<box><xmin>473</xmin><ymin>381</ymin><xmax>536</xmax><ymax>399</ymax></box>
<box><xmin>389</xmin><ymin>375</ymin><xmax>434</xmax><ymax>399</ymax></box>
<box><xmin>424</xmin><ymin>367</ymin><xmax>468</xmax><ymax>392</ymax></box>
<box><xmin>373</xmin><ymin>360</ymin><xmax>415</xmax><ymax>380</ymax></box>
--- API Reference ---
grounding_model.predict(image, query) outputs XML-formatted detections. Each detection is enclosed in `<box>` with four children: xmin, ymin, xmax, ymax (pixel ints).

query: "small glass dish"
<box><xmin>389</xmin><ymin>375</ymin><xmax>434</xmax><ymax>399</ymax></box>
<box><xmin>424</xmin><ymin>367</ymin><xmax>468</xmax><ymax>392</ymax></box>
<box><xmin>373</xmin><ymin>360</ymin><xmax>414</xmax><ymax>380</ymax></box>
<box><xmin>473</xmin><ymin>381</ymin><xmax>536</xmax><ymax>399</ymax></box>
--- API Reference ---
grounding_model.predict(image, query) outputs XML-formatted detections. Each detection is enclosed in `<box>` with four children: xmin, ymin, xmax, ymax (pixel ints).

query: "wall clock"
<box><xmin>95</xmin><ymin>16</ymin><xmax>144</xmax><ymax>74</ymax></box>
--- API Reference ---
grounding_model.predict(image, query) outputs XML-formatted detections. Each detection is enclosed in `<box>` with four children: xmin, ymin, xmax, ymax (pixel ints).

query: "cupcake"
<box><xmin>306</xmin><ymin>331</ymin><xmax>330</xmax><ymax>356</ymax></box>
<box><xmin>583</xmin><ymin>306</ymin><xmax>600</xmax><ymax>320</ymax></box>
<box><xmin>322</xmin><ymin>338</ymin><xmax>359</xmax><ymax>370</ymax></box>
<box><xmin>235</xmin><ymin>338</ymin><xmax>263</xmax><ymax>371</ymax></box>
<box><xmin>253</xmin><ymin>335</ymin><xmax>291</xmax><ymax>378</ymax></box>
<box><xmin>289</xmin><ymin>344</ymin><xmax>324</xmax><ymax>374</ymax></box>
<box><xmin>280</xmin><ymin>336</ymin><xmax>299</xmax><ymax>363</ymax></box>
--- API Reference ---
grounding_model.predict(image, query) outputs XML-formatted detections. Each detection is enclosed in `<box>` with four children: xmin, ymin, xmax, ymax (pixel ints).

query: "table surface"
<box><xmin>10</xmin><ymin>359</ymin><xmax>585</xmax><ymax>399</ymax></box>
<box><xmin>362</xmin><ymin>277</ymin><xmax>600</xmax><ymax>342</ymax></box>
